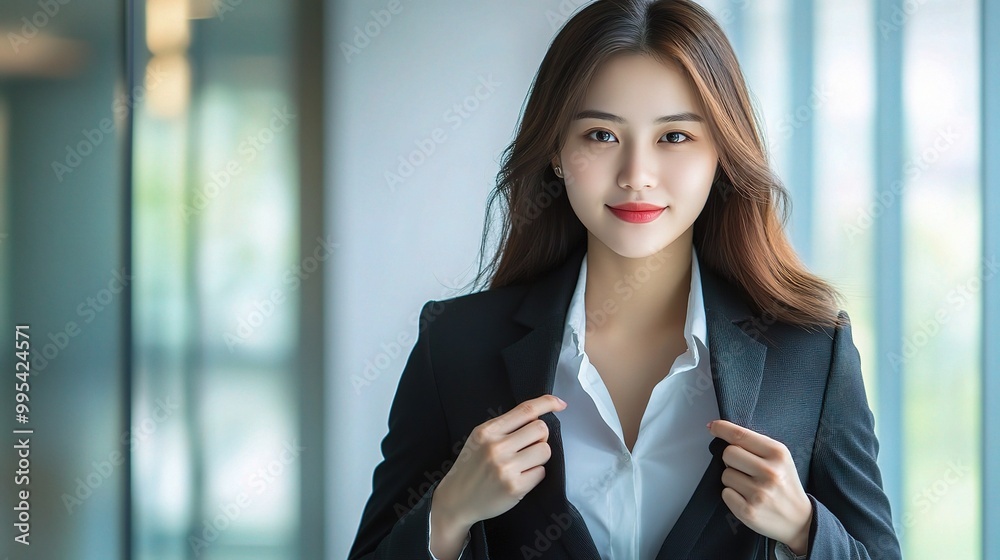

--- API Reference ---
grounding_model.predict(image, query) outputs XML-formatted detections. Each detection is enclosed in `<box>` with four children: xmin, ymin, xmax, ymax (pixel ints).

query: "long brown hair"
<box><xmin>463</xmin><ymin>0</ymin><xmax>843</xmax><ymax>329</ymax></box>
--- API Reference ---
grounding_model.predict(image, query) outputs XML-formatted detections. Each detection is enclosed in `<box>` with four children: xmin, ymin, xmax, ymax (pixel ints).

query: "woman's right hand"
<box><xmin>431</xmin><ymin>394</ymin><xmax>569</xmax><ymax>529</ymax></box>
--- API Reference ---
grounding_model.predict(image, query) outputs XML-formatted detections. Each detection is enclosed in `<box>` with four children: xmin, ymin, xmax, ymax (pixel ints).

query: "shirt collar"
<box><xmin>564</xmin><ymin>245</ymin><xmax>708</xmax><ymax>361</ymax></box>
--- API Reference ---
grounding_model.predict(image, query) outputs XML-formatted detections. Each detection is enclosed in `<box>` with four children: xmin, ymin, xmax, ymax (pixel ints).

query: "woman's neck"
<box><xmin>582</xmin><ymin>230</ymin><xmax>693</xmax><ymax>339</ymax></box>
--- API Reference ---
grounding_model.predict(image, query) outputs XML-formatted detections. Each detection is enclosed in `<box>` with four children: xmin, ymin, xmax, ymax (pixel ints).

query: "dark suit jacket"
<box><xmin>348</xmin><ymin>242</ymin><xmax>902</xmax><ymax>560</ymax></box>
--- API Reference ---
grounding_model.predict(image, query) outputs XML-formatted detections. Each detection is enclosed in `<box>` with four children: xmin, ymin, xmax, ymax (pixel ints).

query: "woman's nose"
<box><xmin>617</xmin><ymin>144</ymin><xmax>658</xmax><ymax>190</ymax></box>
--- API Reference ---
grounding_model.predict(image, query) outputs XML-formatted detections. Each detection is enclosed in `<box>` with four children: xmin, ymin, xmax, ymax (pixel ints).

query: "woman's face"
<box><xmin>554</xmin><ymin>53</ymin><xmax>719</xmax><ymax>259</ymax></box>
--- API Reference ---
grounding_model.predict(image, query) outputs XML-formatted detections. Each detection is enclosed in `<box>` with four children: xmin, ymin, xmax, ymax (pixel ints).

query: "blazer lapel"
<box><xmin>654</xmin><ymin>265</ymin><xmax>768</xmax><ymax>559</ymax></box>
<box><xmin>500</xmin><ymin>242</ymin><xmax>602</xmax><ymax>560</ymax></box>
<box><xmin>499</xmin><ymin>242</ymin><xmax>768</xmax><ymax>560</ymax></box>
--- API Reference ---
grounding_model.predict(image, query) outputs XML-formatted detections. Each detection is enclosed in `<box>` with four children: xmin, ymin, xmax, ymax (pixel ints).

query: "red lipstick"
<box><xmin>607</xmin><ymin>202</ymin><xmax>667</xmax><ymax>223</ymax></box>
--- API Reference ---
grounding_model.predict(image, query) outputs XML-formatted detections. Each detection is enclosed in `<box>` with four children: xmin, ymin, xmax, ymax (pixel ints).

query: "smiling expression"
<box><xmin>553</xmin><ymin>53</ymin><xmax>720</xmax><ymax>259</ymax></box>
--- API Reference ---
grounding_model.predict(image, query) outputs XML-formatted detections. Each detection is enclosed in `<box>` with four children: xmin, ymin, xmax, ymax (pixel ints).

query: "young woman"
<box><xmin>349</xmin><ymin>1</ymin><xmax>901</xmax><ymax>559</ymax></box>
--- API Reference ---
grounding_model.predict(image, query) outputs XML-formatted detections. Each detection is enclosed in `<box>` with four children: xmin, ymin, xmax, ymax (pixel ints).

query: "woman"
<box><xmin>349</xmin><ymin>0</ymin><xmax>901</xmax><ymax>558</ymax></box>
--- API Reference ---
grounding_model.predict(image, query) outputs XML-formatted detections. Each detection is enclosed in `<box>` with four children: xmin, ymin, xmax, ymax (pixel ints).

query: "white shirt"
<box><xmin>428</xmin><ymin>247</ymin><xmax>801</xmax><ymax>559</ymax></box>
<box><xmin>550</xmin><ymin>245</ymin><xmax>718</xmax><ymax>559</ymax></box>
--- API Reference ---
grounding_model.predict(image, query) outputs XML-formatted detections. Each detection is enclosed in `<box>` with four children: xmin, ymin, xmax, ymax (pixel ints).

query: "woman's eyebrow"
<box><xmin>572</xmin><ymin>109</ymin><xmax>704</xmax><ymax>124</ymax></box>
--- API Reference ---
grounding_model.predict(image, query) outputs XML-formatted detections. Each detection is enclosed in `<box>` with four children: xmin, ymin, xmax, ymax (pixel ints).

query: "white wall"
<box><xmin>324</xmin><ymin>0</ymin><xmax>595</xmax><ymax>556</ymax></box>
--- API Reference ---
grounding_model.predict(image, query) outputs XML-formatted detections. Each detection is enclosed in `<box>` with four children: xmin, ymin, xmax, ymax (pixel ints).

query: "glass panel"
<box><xmin>131</xmin><ymin>1</ymin><xmax>302</xmax><ymax>559</ymax></box>
<box><xmin>900</xmin><ymin>0</ymin><xmax>981</xmax><ymax>557</ymax></box>
<box><xmin>2</xmin><ymin>1</ymin><xmax>311</xmax><ymax>558</ymax></box>
<box><xmin>0</xmin><ymin>1</ymin><xmax>127</xmax><ymax>558</ymax></box>
<box><xmin>741</xmin><ymin>0</ymin><xmax>791</xmax><ymax>182</ymax></box>
<box><xmin>814</xmin><ymin>0</ymin><xmax>878</xmax><ymax>410</ymax></box>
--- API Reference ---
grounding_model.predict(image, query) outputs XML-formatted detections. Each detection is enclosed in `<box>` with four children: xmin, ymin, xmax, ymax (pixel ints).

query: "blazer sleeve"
<box><xmin>347</xmin><ymin>300</ymin><xmax>489</xmax><ymax>560</ymax></box>
<box><xmin>803</xmin><ymin>310</ymin><xmax>902</xmax><ymax>559</ymax></box>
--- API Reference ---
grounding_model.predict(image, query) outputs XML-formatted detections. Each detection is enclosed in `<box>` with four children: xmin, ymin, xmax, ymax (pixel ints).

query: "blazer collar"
<box><xmin>500</xmin><ymin>241</ymin><xmax>768</xmax><ymax>559</ymax></box>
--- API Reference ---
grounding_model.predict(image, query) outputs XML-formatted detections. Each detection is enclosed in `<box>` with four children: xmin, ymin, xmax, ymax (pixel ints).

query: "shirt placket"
<box><xmin>610</xmin><ymin>446</ymin><xmax>638</xmax><ymax>560</ymax></box>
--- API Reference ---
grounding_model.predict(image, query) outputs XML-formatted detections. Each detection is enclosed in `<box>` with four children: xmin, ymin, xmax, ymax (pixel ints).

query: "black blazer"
<box><xmin>348</xmin><ymin>242</ymin><xmax>901</xmax><ymax>560</ymax></box>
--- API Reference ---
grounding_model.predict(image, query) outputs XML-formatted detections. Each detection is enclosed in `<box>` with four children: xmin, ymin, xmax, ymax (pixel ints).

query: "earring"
<box><xmin>554</xmin><ymin>166</ymin><xmax>563</xmax><ymax>178</ymax></box>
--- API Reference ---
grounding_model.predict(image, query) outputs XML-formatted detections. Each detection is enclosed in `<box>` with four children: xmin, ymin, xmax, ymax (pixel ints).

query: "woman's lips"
<box><xmin>607</xmin><ymin>205</ymin><xmax>666</xmax><ymax>223</ymax></box>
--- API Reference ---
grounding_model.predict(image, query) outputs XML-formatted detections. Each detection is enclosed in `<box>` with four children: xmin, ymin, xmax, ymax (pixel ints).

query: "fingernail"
<box><xmin>706</xmin><ymin>421</ymin><xmax>713</xmax><ymax>429</ymax></box>
<box><xmin>557</xmin><ymin>397</ymin><xmax>567</xmax><ymax>405</ymax></box>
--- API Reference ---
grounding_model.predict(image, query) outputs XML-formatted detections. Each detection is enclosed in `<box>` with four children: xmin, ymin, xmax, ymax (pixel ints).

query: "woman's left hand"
<box><xmin>707</xmin><ymin>419</ymin><xmax>813</xmax><ymax>556</ymax></box>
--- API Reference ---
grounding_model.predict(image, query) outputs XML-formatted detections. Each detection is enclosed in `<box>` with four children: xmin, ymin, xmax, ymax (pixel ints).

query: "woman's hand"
<box><xmin>707</xmin><ymin>419</ymin><xmax>814</xmax><ymax>556</ymax></box>
<box><xmin>433</xmin><ymin>395</ymin><xmax>568</xmax><ymax>529</ymax></box>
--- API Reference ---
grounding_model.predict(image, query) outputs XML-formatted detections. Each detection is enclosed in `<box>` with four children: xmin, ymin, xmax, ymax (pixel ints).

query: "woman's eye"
<box><xmin>663</xmin><ymin>131</ymin><xmax>691</xmax><ymax>143</ymax></box>
<box><xmin>587</xmin><ymin>130</ymin><xmax>618</xmax><ymax>143</ymax></box>
<box><xmin>585</xmin><ymin>130</ymin><xmax>691</xmax><ymax>144</ymax></box>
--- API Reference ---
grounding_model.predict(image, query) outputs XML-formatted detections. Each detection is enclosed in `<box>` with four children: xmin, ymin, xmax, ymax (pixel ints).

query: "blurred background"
<box><xmin>0</xmin><ymin>0</ymin><xmax>997</xmax><ymax>559</ymax></box>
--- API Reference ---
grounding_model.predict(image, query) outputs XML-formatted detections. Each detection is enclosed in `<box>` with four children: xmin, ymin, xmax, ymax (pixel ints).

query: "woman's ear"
<box><xmin>551</xmin><ymin>158</ymin><xmax>563</xmax><ymax>178</ymax></box>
